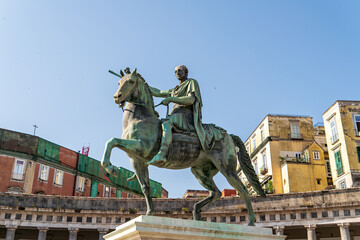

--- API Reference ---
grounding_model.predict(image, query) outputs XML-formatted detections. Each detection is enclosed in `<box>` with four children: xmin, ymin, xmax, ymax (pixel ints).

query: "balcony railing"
<box><xmin>280</xmin><ymin>156</ymin><xmax>310</xmax><ymax>166</ymax></box>
<box><xmin>260</xmin><ymin>166</ymin><xmax>268</xmax><ymax>175</ymax></box>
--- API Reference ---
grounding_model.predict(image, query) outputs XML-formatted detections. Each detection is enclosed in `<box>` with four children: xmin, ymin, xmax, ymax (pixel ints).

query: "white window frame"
<box><xmin>304</xmin><ymin>151</ymin><xmax>309</xmax><ymax>161</ymax></box>
<box><xmin>262</xmin><ymin>152</ymin><xmax>267</xmax><ymax>169</ymax></box>
<box><xmin>12</xmin><ymin>159</ymin><xmax>26</xmax><ymax>181</ymax></box>
<box><xmin>53</xmin><ymin>169</ymin><xmax>64</xmax><ymax>186</ymax></box>
<box><xmin>104</xmin><ymin>186</ymin><xmax>110</xmax><ymax>198</ymax></box>
<box><xmin>260</xmin><ymin>127</ymin><xmax>264</xmax><ymax>142</ymax></box>
<box><xmin>76</xmin><ymin>176</ymin><xmax>85</xmax><ymax>192</ymax></box>
<box><xmin>290</xmin><ymin>122</ymin><xmax>301</xmax><ymax>139</ymax></box>
<box><xmin>353</xmin><ymin>114</ymin><xmax>360</xmax><ymax>136</ymax></box>
<box><xmin>330</xmin><ymin>118</ymin><xmax>339</xmax><ymax>143</ymax></box>
<box><xmin>313</xmin><ymin>151</ymin><xmax>320</xmax><ymax>160</ymax></box>
<box><xmin>252</xmin><ymin>135</ymin><xmax>256</xmax><ymax>150</ymax></box>
<box><xmin>253</xmin><ymin>159</ymin><xmax>258</xmax><ymax>175</ymax></box>
<box><xmin>38</xmin><ymin>164</ymin><xmax>49</xmax><ymax>181</ymax></box>
<box><xmin>339</xmin><ymin>180</ymin><xmax>346</xmax><ymax>189</ymax></box>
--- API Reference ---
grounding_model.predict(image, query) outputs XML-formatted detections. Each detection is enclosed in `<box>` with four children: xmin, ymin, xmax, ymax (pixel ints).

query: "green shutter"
<box><xmin>357</xmin><ymin>146</ymin><xmax>360</xmax><ymax>163</ymax></box>
<box><xmin>90</xmin><ymin>181</ymin><xmax>98</xmax><ymax>197</ymax></box>
<box><xmin>335</xmin><ymin>151</ymin><xmax>343</xmax><ymax>176</ymax></box>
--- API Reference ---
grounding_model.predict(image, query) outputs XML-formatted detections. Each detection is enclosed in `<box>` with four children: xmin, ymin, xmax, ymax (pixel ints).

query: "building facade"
<box><xmin>322</xmin><ymin>100</ymin><xmax>360</xmax><ymax>189</ymax></box>
<box><xmin>0</xmin><ymin>188</ymin><xmax>359</xmax><ymax>239</ymax></box>
<box><xmin>0</xmin><ymin>128</ymin><xmax>165</xmax><ymax>199</ymax></box>
<box><xmin>241</xmin><ymin>115</ymin><xmax>329</xmax><ymax>194</ymax></box>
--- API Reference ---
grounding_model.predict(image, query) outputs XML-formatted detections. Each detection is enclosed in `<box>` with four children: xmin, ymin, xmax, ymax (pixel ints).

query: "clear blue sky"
<box><xmin>1</xmin><ymin>1</ymin><xmax>359</xmax><ymax>197</ymax></box>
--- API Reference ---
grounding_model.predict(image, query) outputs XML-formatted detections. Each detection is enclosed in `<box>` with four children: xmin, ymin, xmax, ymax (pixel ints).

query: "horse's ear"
<box><xmin>131</xmin><ymin>68</ymin><xmax>137</xmax><ymax>75</ymax></box>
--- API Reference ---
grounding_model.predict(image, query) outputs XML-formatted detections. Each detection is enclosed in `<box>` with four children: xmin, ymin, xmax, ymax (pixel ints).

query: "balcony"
<box><xmin>280</xmin><ymin>156</ymin><xmax>310</xmax><ymax>166</ymax></box>
<box><xmin>260</xmin><ymin>165</ymin><xmax>268</xmax><ymax>175</ymax></box>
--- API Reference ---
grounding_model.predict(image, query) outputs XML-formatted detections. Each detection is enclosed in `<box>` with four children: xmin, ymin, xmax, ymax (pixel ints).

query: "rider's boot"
<box><xmin>148</xmin><ymin>121</ymin><xmax>172</xmax><ymax>165</ymax></box>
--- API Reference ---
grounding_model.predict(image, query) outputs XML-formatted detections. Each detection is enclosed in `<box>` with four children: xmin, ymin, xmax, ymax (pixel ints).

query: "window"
<box><xmin>260</xmin><ymin>128</ymin><xmax>264</xmax><ymax>142</ymax></box>
<box><xmin>240</xmin><ymin>216</ymin><xmax>246</xmax><ymax>222</ymax></box>
<box><xmin>325</xmin><ymin>161</ymin><xmax>332</xmax><ymax>178</ymax></box>
<box><xmin>290</xmin><ymin>122</ymin><xmax>300</xmax><ymax>138</ymax></box>
<box><xmin>353</xmin><ymin>115</ymin><xmax>360</xmax><ymax>136</ymax></box>
<box><xmin>313</xmin><ymin>151</ymin><xmax>320</xmax><ymax>160</ymax></box>
<box><xmin>38</xmin><ymin>165</ymin><xmax>49</xmax><ymax>181</ymax></box>
<box><xmin>104</xmin><ymin>186</ymin><xmax>110</xmax><ymax>197</ymax></box>
<box><xmin>334</xmin><ymin>150</ymin><xmax>344</xmax><ymax>176</ymax></box>
<box><xmin>295</xmin><ymin>153</ymin><xmax>302</xmax><ymax>159</ymax></box>
<box><xmin>333</xmin><ymin>211</ymin><xmax>339</xmax><ymax>217</ymax></box>
<box><xmin>339</xmin><ymin>180</ymin><xmax>346</xmax><ymax>189</ymax></box>
<box><xmin>53</xmin><ymin>169</ymin><xmax>64</xmax><ymax>186</ymax></box>
<box><xmin>245</xmin><ymin>143</ymin><xmax>250</xmax><ymax>153</ymax></box>
<box><xmin>330</xmin><ymin>118</ymin><xmax>339</xmax><ymax>143</ymax></box>
<box><xmin>253</xmin><ymin>160</ymin><xmax>258</xmax><ymax>175</ymax></box>
<box><xmin>304</xmin><ymin>151</ymin><xmax>309</xmax><ymax>161</ymax></box>
<box><xmin>262</xmin><ymin>153</ymin><xmax>267</xmax><ymax>169</ymax></box>
<box><xmin>252</xmin><ymin>135</ymin><xmax>256</xmax><ymax>149</ymax></box>
<box><xmin>76</xmin><ymin>176</ymin><xmax>85</xmax><ymax>192</ymax></box>
<box><xmin>230</xmin><ymin>216</ymin><xmax>236</xmax><ymax>222</ymax></box>
<box><xmin>12</xmin><ymin>159</ymin><xmax>26</xmax><ymax>180</ymax></box>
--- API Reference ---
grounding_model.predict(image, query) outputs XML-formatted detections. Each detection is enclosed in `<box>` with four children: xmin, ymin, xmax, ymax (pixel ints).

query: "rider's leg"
<box><xmin>147</xmin><ymin>120</ymin><xmax>172</xmax><ymax>164</ymax></box>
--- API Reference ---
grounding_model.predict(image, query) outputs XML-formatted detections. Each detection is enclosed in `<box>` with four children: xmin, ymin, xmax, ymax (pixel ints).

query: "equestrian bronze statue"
<box><xmin>101</xmin><ymin>66</ymin><xmax>265</xmax><ymax>226</ymax></box>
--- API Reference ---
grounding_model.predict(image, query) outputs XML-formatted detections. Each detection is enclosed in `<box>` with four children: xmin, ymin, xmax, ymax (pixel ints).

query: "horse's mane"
<box><xmin>134</xmin><ymin>72</ymin><xmax>158</xmax><ymax>116</ymax></box>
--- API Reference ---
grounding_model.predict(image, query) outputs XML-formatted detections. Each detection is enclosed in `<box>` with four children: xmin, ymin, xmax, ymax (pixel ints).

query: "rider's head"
<box><xmin>175</xmin><ymin>65</ymin><xmax>188</xmax><ymax>81</ymax></box>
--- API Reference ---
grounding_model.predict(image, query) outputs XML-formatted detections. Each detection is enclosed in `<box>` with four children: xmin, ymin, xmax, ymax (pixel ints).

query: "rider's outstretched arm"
<box><xmin>162</xmin><ymin>94</ymin><xmax>195</xmax><ymax>106</ymax></box>
<box><xmin>149</xmin><ymin>86</ymin><xmax>171</xmax><ymax>98</ymax></box>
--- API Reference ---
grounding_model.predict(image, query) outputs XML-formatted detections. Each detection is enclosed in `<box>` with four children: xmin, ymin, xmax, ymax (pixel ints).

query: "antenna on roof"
<box><xmin>33</xmin><ymin>124</ymin><xmax>38</xmax><ymax>136</ymax></box>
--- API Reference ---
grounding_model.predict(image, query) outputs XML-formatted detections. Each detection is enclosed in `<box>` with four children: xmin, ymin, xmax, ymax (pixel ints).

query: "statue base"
<box><xmin>103</xmin><ymin>215</ymin><xmax>286</xmax><ymax>240</ymax></box>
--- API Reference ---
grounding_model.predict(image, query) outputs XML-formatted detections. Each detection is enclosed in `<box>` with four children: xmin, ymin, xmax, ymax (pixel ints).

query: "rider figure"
<box><xmin>148</xmin><ymin>65</ymin><xmax>212</xmax><ymax>165</ymax></box>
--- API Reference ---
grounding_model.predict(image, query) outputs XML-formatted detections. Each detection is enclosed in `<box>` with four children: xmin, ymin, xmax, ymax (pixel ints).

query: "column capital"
<box><xmin>68</xmin><ymin>227</ymin><xmax>79</xmax><ymax>232</ymax></box>
<box><xmin>337</xmin><ymin>222</ymin><xmax>350</xmax><ymax>228</ymax></box>
<box><xmin>305</xmin><ymin>224</ymin><xmax>316</xmax><ymax>229</ymax></box>
<box><xmin>98</xmin><ymin>228</ymin><xmax>109</xmax><ymax>233</ymax></box>
<box><xmin>38</xmin><ymin>226</ymin><xmax>49</xmax><ymax>231</ymax></box>
<box><xmin>5</xmin><ymin>225</ymin><xmax>17</xmax><ymax>230</ymax></box>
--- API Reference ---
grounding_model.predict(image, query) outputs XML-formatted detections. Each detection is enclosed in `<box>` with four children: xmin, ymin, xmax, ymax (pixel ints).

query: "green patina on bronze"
<box><xmin>101</xmin><ymin>66</ymin><xmax>265</xmax><ymax>226</ymax></box>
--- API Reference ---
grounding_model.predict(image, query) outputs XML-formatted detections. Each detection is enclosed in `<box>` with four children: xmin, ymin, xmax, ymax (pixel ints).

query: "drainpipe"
<box><xmin>72</xmin><ymin>151</ymin><xmax>80</xmax><ymax>196</ymax></box>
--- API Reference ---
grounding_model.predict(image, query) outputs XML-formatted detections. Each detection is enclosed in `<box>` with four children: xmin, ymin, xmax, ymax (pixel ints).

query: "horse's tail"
<box><xmin>230</xmin><ymin>134</ymin><xmax>266</xmax><ymax>198</ymax></box>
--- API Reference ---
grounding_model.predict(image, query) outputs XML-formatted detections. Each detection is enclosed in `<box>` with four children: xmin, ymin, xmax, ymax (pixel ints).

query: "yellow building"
<box><xmin>322</xmin><ymin>100</ymin><xmax>360</xmax><ymax>189</ymax></box>
<box><xmin>241</xmin><ymin>114</ymin><xmax>329</xmax><ymax>194</ymax></box>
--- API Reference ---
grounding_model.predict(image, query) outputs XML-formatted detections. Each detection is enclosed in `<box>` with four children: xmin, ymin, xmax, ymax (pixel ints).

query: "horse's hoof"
<box><xmin>146</xmin><ymin>210</ymin><xmax>155</xmax><ymax>216</ymax></box>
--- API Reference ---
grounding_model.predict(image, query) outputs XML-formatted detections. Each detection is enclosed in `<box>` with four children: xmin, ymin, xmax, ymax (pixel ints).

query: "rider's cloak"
<box><xmin>169</xmin><ymin>78</ymin><xmax>225</xmax><ymax>151</ymax></box>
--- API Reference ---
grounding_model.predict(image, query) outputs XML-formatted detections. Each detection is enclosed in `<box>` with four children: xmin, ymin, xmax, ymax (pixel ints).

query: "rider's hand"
<box><xmin>161</xmin><ymin>97</ymin><xmax>172</xmax><ymax>105</ymax></box>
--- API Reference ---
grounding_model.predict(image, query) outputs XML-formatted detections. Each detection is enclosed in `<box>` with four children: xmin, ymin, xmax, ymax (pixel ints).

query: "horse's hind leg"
<box><xmin>191</xmin><ymin>163</ymin><xmax>221</xmax><ymax>221</ymax></box>
<box><xmin>130</xmin><ymin>158</ymin><xmax>154</xmax><ymax>215</ymax></box>
<box><xmin>221</xmin><ymin>170</ymin><xmax>256</xmax><ymax>226</ymax></box>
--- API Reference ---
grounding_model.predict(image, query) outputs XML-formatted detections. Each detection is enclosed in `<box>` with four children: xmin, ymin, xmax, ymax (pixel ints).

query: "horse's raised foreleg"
<box><xmin>101</xmin><ymin>137</ymin><xmax>142</xmax><ymax>176</ymax></box>
<box><xmin>191</xmin><ymin>164</ymin><xmax>221</xmax><ymax>221</ymax></box>
<box><xmin>130</xmin><ymin>158</ymin><xmax>154</xmax><ymax>215</ymax></box>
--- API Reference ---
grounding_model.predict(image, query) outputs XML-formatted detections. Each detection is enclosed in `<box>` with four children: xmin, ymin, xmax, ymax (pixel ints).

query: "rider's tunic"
<box><xmin>168</xmin><ymin>78</ymin><xmax>225</xmax><ymax>151</ymax></box>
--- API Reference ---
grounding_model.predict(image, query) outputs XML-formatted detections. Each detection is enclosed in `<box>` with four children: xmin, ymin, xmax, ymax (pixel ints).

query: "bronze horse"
<box><xmin>101</xmin><ymin>69</ymin><xmax>265</xmax><ymax>225</ymax></box>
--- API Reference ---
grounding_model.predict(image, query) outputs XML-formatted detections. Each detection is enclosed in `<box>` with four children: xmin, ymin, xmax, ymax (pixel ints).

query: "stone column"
<box><xmin>338</xmin><ymin>223</ymin><xmax>350</xmax><ymax>240</ymax></box>
<box><xmin>273</xmin><ymin>225</ymin><xmax>284</xmax><ymax>235</ymax></box>
<box><xmin>5</xmin><ymin>225</ymin><xmax>17</xmax><ymax>240</ymax></box>
<box><xmin>98</xmin><ymin>228</ymin><xmax>109</xmax><ymax>240</ymax></box>
<box><xmin>305</xmin><ymin>225</ymin><xmax>316</xmax><ymax>240</ymax></box>
<box><xmin>38</xmin><ymin>227</ymin><xmax>49</xmax><ymax>240</ymax></box>
<box><xmin>68</xmin><ymin>228</ymin><xmax>79</xmax><ymax>240</ymax></box>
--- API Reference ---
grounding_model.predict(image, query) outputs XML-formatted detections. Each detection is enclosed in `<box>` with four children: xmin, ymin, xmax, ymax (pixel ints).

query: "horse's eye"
<box><xmin>129</xmin><ymin>79</ymin><xmax>135</xmax><ymax>84</ymax></box>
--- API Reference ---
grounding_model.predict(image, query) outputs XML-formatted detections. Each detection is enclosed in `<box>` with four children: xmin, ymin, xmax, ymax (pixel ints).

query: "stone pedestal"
<box><xmin>104</xmin><ymin>216</ymin><xmax>286</xmax><ymax>240</ymax></box>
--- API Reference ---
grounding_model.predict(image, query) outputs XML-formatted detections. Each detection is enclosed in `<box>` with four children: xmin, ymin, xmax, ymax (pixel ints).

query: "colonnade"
<box><xmin>4</xmin><ymin>225</ymin><xmax>109</xmax><ymax>240</ymax></box>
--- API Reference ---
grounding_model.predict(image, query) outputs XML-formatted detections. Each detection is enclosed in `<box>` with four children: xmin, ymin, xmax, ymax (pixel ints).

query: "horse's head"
<box><xmin>113</xmin><ymin>68</ymin><xmax>139</xmax><ymax>107</ymax></box>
